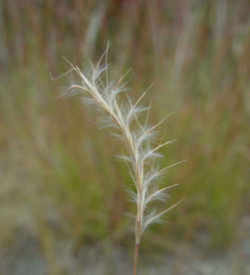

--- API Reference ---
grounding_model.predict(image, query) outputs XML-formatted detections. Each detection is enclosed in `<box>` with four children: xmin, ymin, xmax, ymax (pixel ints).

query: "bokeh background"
<box><xmin>0</xmin><ymin>0</ymin><xmax>250</xmax><ymax>274</ymax></box>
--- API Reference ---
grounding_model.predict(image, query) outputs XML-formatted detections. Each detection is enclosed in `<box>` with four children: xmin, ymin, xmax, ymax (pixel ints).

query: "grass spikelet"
<box><xmin>65</xmin><ymin>53</ymin><xmax>181</xmax><ymax>275</ymax></box>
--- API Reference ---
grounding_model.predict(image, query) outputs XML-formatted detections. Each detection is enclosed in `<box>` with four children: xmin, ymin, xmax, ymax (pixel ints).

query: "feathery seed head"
<box><xmin>65</xmin><ymin>54</ymin><xmax>181</xmax><ymax>245</ymax></box>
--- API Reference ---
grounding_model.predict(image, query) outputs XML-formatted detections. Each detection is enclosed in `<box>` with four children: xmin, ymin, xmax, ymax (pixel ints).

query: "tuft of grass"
<box><xmin>64</xmin><ymin>52</ymin><xmax>182</xmax><ymax>274</ymax></box>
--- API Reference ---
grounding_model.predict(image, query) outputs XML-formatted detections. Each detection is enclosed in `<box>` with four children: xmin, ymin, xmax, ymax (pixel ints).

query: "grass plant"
<box><xmin>65</xmin><ymin>52</ymin><xmax>182</xmax><ymax>274</ymax></box>
<box><xmin>0</xmin><ymin>2</ymin><xmax>250</xmax><ymax>273</ymax></box>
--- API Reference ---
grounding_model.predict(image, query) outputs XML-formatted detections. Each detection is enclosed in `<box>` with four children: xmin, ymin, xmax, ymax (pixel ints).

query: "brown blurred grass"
<box><xmin>0</xmin><ymin>0</ymin><xmax>250</xmax><ymax>257</ymax></box>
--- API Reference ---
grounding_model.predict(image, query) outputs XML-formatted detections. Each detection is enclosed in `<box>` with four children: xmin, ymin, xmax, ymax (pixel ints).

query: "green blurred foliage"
<box><xmin>0</xmin><ymin>0</ymin><xmax>249</xmax><ymax>253</ymax></box>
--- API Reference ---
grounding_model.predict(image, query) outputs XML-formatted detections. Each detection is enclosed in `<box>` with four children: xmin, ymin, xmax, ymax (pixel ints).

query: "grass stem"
<box><xmin>133</xmin><ymin>242</ymin><xmax>140</xmax><ymax>275</ymax></box>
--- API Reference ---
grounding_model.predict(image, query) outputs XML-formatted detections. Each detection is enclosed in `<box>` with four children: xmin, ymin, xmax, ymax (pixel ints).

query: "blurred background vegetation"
<box><xmin>0</xmin><ymin>0</ymin><xmax>250</xmax><ymax>265</ymax></box>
